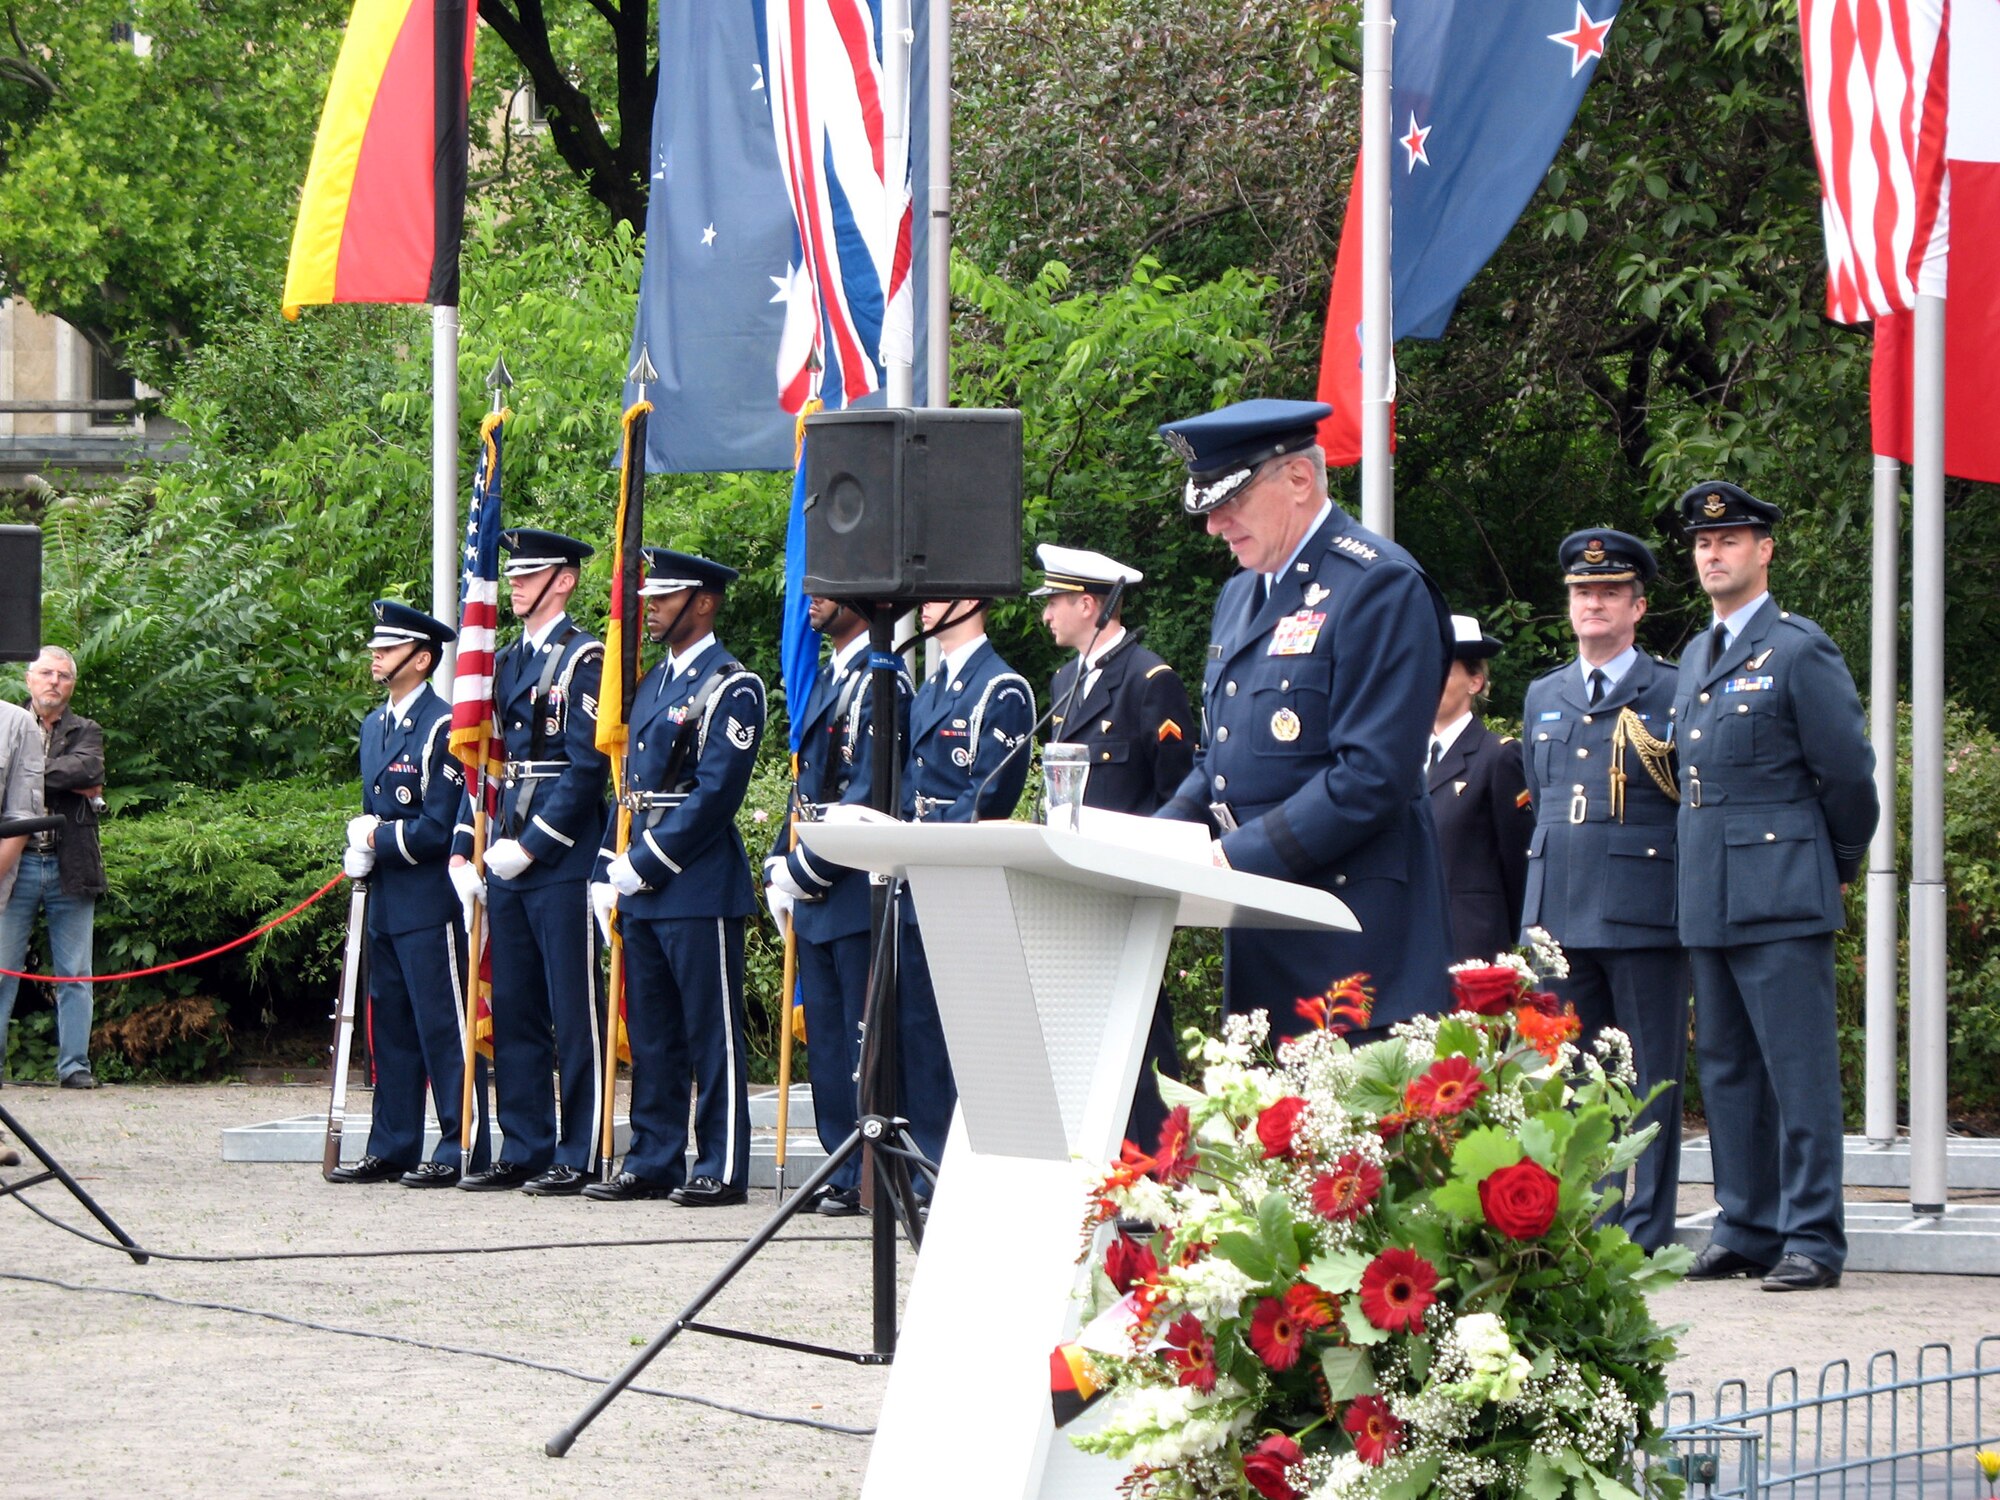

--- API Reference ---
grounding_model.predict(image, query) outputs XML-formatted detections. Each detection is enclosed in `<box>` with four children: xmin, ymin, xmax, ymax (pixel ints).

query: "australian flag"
<box><xmin>626</xmin><ymin>0</ymin><xmax>930</xmax><ymax>474</ymax></box>
<box><xmin>1317</xmin><ymin>0</ymin><xmax>1622</xmax><ymax>462</ymax></box>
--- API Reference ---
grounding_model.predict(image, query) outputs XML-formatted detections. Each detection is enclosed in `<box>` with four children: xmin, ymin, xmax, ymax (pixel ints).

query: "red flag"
<box><xmin>1313</xmin><ymin>157</ymin><xmax>1393</xmax><ymax>468</ymax></box>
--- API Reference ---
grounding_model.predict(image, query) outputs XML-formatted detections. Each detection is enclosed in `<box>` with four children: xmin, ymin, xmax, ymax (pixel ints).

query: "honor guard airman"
<box><xmin>1034</xmin><ymin>542</ymin><xmax>1195</xmax><ymax>1146</ymax></box>
<box><xmin>329</xmin><ymin>601</ymin><xmax>493</xmax><ymax>1187</ymax></box>
<box><xmin>1428</xmin><ymin>614</ymin><xmax>1533</xmax><ymax>963</ymax></box>
<box><xmin>1518</xmin><ymin>533</ymin><xmax>1690</xmax><ymax>1250</ymax></box>
<box><xmin>897</xmin><ymin>598</ymin><xmax>1035</xmax><ymax>1176</ymax></box>
<box><xmin>1671</xmin><ymin>483</ymin><xmax>1877</xmax><ymax>1291</ymax></box>
<box><xmin>586</xmin><ymin>549</ymin><xmax>765</xmax><ymax>1206</ymax></box>
<box><xmin>1154</xmin><ymin>399</ymin><xmax>1456</xmax><ymax>1037</ymax></box>
<box><xmin>450</xmin><ymin>529</ymin><xmax>610</xmax><ymax>1195</ymax></box>
<box><xmin>763</xmin><ymin>597</ymin><xmax>912</xmax><ymax>1217</ymax></box>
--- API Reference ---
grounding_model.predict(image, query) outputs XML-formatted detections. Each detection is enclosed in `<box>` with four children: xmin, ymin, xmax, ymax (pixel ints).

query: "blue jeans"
<box><xmin>0</xmin><ymin>852</ymin><xmax>97</xmax><ymax>1081</ymax></box>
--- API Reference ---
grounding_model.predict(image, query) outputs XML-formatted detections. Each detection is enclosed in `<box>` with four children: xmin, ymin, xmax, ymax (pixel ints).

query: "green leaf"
<box><xmin>1258</xmin><ymin>1189</ymin><xmax>1297</xmax><ymax>1260</ymax></box>
<box><xmin>1521</xmin><ymin>1111</ymin><xmax>1573</xmax><ymax>1171</ymax></box>
<box><xmin>1451</xmin><ymin>1125</ymin><xmax>1524</xmax><ymax>1182</ymax></box>
<box><xmin>1433</xmin><ymin>1015</ymin><xmax>1483</xmax><ymax>1058</ymax></box>
<box><xmin>1155</xmin><ymin>1071</ymin><xmax>1206</xmax><ymax>1109</ymax></box>
<box><xmin>1522</xmin><ymin>1452</ymin><xmax>1568</xmax><ymax>1500</ymax></box>
<box><xmin>1430</xmin><ymin>1176</ymin><xmax>1484</xmax><ymax>1222</ymax></box>
<box><xmin>1341</xmin><ymin>1299</ymin><xmax>1389</xmax><ymax>1346</ymax></box>
<box><xmin>1214</xmin><ymin>1232</ymin><xmax>1276</xmax><ymax>1284</ymax></box>
<box><xmin>1378</xmin><ymin>1452</ymin><xmax>1443</xmax><ymax>1500</ymax></box>
<box><xmin>1304</xmin><ymin>1247</ymin><xmax>1370</xmax><ymax>1295</ymax></box>
<box><xmin>1318</xmin><ymin>1345</ymin><xmax>1376</xmax><ymax>1401</ymax></box>
<box><xmin>1564</xmin><ymin>1106</ymin><xmax>1616</xmax><ymax>1173</ymax></box>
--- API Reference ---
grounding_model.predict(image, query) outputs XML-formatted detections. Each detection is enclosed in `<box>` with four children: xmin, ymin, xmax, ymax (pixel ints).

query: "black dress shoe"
<box><xmin>400</xmin><ymin>1161</ymin><xmax>460</xmax><ymax>1189</ymax></box>
<box><xmin>670</xmin><ymin>1175</ymin><xmax>747</xmax><ymax>1207</ymax></box>
<box><xmin>59</xmin><ymin>1070</ymin><xmax>100</xmax><ymax>1090</ymax></box>
<box><xmin>1685</xmin><ymin>1243</ymin><xmax>1774</xmax><ymax>1280</ymax></box>
<box><xmin>812</xmin><ymin>1186</ymin><xmax>863</xmax><ymax>1218</ymax></box>
<box><xmin>521</xmin><ymin>1164</ymin><xmax>588</xmax><ymax>1197</ymax></box>
<box><xmin>582</xmin><ymin>1171</ymin><xmax>677</xmax><ymax>1202</ymax></box>
<box><xmin>1762</xmin><ymin>1252</ymin><xmax>1841</xmax><ymax>1291</ymax></box>
<box><xmin>327</xmin><ymin>1155</ymin><xmax>408</xmax><ymax>1184</ymax></box>
<box><xmin>459</xmin><ymin>1161</ymin><xmax>537</xmax><ymax>1192</ymax></box>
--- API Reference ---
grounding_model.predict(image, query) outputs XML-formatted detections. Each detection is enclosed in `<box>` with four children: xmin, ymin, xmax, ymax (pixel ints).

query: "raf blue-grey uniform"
<box><xmin>1518</xmin><ymin>532</ymin><xmax>1690</xmax><ymax>1251</ymax></box>
<box><xmin>770</xmin><ymin>625</ymin><xmax>912</xmax><ymax>1197</ymax></box>
<box><xmin>356</xmin><ymin>602</ymin><xmax>492</xmax><ymax>1176</ymax></box>
<box><xmin>594</xmin><ymin>550</ymin><xmax>764</xmax><ymax>1197</ymax></box>
<box><xmin>1672</xmin><ymin>483</ymin><xmax>1878</xmax><ymax>1277</ymax></box>
<box><xmin>452</xmin><ymin>530</ymin><xmax>609</xmax><ymax>1178</ymax></box>
<box><xmin>898</xmin><ymin>628</ymin><xmax>1035</xmax><ymax>1173</ymax></box>
<box><xmin>1154</xmin><ymin>400</ymin><xmax>1456</xmax><ymax>1037</ymax></box>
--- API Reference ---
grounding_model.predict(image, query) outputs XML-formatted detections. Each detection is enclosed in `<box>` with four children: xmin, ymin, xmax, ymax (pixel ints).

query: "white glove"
<box><xmin>606</xmin><ymin>852</ymin><xmax>645</xmax><ymax>897</ymax></box>
<box><xmin>764</xmin><ymin>855</ymin><xmax>810</xmax><ymax>901</ymax></box>
<box><xmin>766</xmin><ymin>881</ymin><xmax>795</xmax><ymax>933</ymax></box>
<box><xmin>346</xmin><ymin>814</ymin><xmax>381</xmax><ymax>851</ymax></box>
<box><xmin>342</xmin><ymin>846</ymin><xmax>376</xmax><ymax>880</ymax></box>
<box><xmin>589</xmin><ymin>882</ymin><xmax>619</xmax><ymax>945</ymax></box>
<box><xmin>485</xmin><ymin>838</ymin><xmax>535</xmax><ymax>882</ymax></box>
<box><xmin>448</xmin><ymin>859</ymin><xmax>487</xmax><ymax>907</ymax></box>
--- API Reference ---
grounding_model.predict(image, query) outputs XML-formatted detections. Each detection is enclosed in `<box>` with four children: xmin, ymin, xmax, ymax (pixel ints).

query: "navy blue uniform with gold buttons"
<box><xmin>1158</xmin><ymin>504</ymin><xmax>1455</xmax><ymax>1035</ymax></box>
<box><xmin>360</xmin><ymin>676</ymin><xmax>492</xmax><ymax>1173</ymax></box>
<box><xmin>1521</xmin><ymin>649</ymin><xmax>1689</xmax><ymax>1249</ymax></box>
<box><xmin>1428</xmin><ymin>718</ymin><xmax>1533</xmax><ymax>962</ymax></box>
<box><xmin>898</xmin><ymin>638</ymin><xmax>1035</xmax><ymax>1171</ymax></box>
<box><xmin>771</xmin><ymin>643</ymin><xmax>912</xmax><ymax>1194</ymax></box>
<box><xmin>596</xmin><ymin>639</ymin><xmax>764</xmax><ymax>1192</ymax></box>
<box><xmin>453</xmin><ymin>610</ymin><xmax>609</xmax><ymax>1172</ymax></box>
<box><xmin>1047</xmin><ymin>633</ymin><xmax>1196</xmax><ymax>817</ymax></box>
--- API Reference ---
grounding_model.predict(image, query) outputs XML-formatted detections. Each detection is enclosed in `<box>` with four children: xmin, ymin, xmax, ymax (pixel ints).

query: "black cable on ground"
<box><xmin>0</xmin><ymin>1177</ymin><xmax>873</xmax><ymax>1262</ymax></box>
<box><xmin>0</xmin><ymin>1271</ymin><xmax>876</xmax><ymax>1437</ymax></box>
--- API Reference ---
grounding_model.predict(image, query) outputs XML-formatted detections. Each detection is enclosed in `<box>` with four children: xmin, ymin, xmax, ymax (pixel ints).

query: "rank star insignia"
<box><xmin>1333</xmin><ymin>535</ymin><xmax>1379</xmax><ymax>562</ymax></box>
<box><xmin>1703</xmin><ymin>493</ymin><xmax>1728</xmax><ymax>519</ymax></box>
<box><xmin>1304</xmin><ymin>583</ymin><xmax>1330</xmax><ymax>606</ymax></box>
<box><xmin>1270</xmin><ymin>708</ymin><xmax>1302</xmax><ymax>742</ymax></box>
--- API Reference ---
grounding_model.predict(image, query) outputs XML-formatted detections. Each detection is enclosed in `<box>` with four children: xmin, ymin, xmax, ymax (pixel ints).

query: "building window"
<box><xmin>511</xmin><ymin>80</ymin><xmax>548</xmax><ymax>131</ymax></box>
<box><xmin>91</xmin><ymin>347</ymin><xmax>136</xmax><ymax>427</ymax></box>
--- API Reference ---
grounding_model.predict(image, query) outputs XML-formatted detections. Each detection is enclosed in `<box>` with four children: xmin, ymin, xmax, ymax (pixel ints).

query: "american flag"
<box><xmin>1799</xmin><ymin>0</ymin><xmax>1949</xmax><ymax>324</ymax></box>
<box><xmin>449</xmin><ymin>410</ymin><xmax>505</xmax><ymax>777</ymax></box>
<box><xmin>763</xmin><ymin>0</ymin><xmax>914</xmax><ymax>411</ymax></box>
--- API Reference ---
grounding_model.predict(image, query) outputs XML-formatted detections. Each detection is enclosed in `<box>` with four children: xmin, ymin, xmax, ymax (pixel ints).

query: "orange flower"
<box><xmin>1295</xmin><ymin>974</ymin><xmax>1374</xmax><ymax>1034</ymax></box>
<box><xmin>1514</xmin><ymin>1002</ymin><xmax>1581</xmax><ymax>1063</ymax></box>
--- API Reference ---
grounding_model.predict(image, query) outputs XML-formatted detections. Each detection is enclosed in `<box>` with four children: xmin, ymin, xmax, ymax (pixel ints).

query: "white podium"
<box><xmin>795</xmin><ymin>820</ymin><xmax>1355</xmax><ymax>1500</ymax></box>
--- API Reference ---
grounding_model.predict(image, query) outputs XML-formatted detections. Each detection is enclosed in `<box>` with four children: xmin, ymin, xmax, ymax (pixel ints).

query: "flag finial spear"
<box><xmin>629</xmin><ymin>345</ymin><xmax>657</xmax><ymax>389</ymax></box>
<box><xmin>486</xmin><ymin>356</ymin><xmax>513</xmax><ymax>414</ymax></box>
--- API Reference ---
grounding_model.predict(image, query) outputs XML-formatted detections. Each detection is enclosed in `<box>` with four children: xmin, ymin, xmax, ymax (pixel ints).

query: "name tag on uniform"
<box><xmin>1538</xmin><ymin>710</ymin><xmax>1563</xmax><ymax>722</ymax></box>
<box><xmin>1267</xmin><ymin>610</ymin><xmax>1326</xmax><ymax>656</ymax></box>
<box><xmin>1722</xmin><ymin>675</ymin><xmax>1774</xmax><ymax>693</ymax></box>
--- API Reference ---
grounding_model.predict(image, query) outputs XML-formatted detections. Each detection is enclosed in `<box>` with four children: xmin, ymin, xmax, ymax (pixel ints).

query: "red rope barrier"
<box><xmin>0</xmin><ymin>873</ymin><xmax>349</xmax><ymax>984</ymax></box>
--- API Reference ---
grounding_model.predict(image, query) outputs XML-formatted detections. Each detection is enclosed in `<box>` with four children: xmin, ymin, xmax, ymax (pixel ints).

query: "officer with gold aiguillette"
<box><xmin>1519</xmin><ymin>529</ymin><xmax>1689</xmax><ymax>1251</ymax></box>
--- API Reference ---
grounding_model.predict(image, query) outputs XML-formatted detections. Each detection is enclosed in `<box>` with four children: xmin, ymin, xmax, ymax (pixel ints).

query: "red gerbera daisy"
<box><xmin>1256</xmin><ymin>1096</ymin><xmax>1309</xmax><ymax>1160</ymax></box>
<box><xmin>1357</xmin><ymin>1246</ymin><xmax>1439</xmax><ymax>1333</ymax></box>
<box><xmin>1309</xmin><ymin>1152</ymin><xmax>1383</xmax><ymax>1221</ymax></box>
<box><xmin>1162</xmin><ymin>1312</ymin><xmax>1217</xmax><ymax>1393</ymax></box>
<box><xmin>1154</xmin><ymin>1105</ymin><xmax>1199</xmax><ymax>1184</ymax></box>
<box><xmin>1248</xmin><ymin>1294</ymin><xmax>1307</xmax><ymax>1371</ymax></box>
<box><xmin>1405</xmin><ymin>1055</ymin><xmax>1486</xmax><ymax>1118</ymax></box>
<box><xmin>1283</xmin><ymin>1280</ymin><xmax>1339</xmax><ymax>1330</ymax></box>
<box><xmin>1343</xmin><ymin>1393</ymin><xmax>1405</xmax><ymax>1465</ymax></box>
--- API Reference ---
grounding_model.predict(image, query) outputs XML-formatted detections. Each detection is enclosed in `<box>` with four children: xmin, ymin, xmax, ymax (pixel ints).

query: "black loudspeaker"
<box><xmin>0</xmin><ymin>525</ymin><xmax>40</xmax><ymax>662</ymax></box>
<box><xmin>802</xmin><ymin>407</ymin><xmax>1023</xmax><ymax>602</ymax></box>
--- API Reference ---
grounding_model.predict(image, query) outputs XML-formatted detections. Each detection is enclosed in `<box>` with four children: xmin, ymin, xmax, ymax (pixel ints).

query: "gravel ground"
<box><xmin>2</xmin><ymin>1083</ymin><xmax>1997</xmax><ymax>1499</ymax></box>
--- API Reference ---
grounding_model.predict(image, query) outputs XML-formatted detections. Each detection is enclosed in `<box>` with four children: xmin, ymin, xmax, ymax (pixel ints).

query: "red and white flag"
<box><xmin>1865</xmin><ymin>0</ymin><xmax>2000</xmax><ymax>482</ymax></box>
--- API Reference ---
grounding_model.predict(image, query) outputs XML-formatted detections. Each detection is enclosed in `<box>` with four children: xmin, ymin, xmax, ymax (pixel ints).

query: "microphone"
<box><xmin>0</xmin><ymin>814</ymin><xmax>62</xmax><ymax>839</ymax></box>
<box><xmin>1050</xmin><ymin>578</ymin><xmax>1128</xmax><ymax>737</ymax></box>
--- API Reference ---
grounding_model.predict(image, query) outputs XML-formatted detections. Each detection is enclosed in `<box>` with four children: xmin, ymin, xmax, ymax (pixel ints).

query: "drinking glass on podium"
<box><xmin>1040</xmin><ymin>742</ymin><xmax>1089</xmax><ymax>831</ymax></box>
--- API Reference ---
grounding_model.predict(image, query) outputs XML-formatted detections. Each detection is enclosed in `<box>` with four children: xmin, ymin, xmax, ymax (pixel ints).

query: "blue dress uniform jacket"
<box><xmin>452</xmin><ymin>613</ymin><xmax>610</xmax><ymax>1173</ymax></box>
<box><xmin>358</xmin><ymin>683</ymin><xmax>490</xmax><ymax>1171</ymax></box>
<box><xmin>1520</xmin><ymin>652</ymin><xmax>1688</xmax><ymax>1251</ymax></box>
<box><xmin>1047</xmin><ymin>633</ymin><xmax>1197</xmax><ymax>817</ymax></box>
<box><xmin>897</xmin><ymin>639</ymin><xmax>1035</xmax><ymax>1176</ymax></box>
<box><xmin>1428</xmin><ymin>719</ymin><xmax>1533</xmax><ymax>963</ymax></box>
<box><xmin>1159</xmin><ymin>506</ymin><xmax>1455</xmax><ymax>1034</ymax></box>
<box><xmin>1673</xmin><ymin>598</ymin><xmax>1877</xmax><ymax>1272</ymax></box>
<box><xmin>595</xmin><ymin>641</ymin><xmax>764</xmax><ymax>1189</ymax></box>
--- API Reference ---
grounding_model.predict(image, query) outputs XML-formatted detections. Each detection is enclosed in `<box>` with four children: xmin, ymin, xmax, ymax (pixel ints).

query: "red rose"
<box><xmin>1256</xmin><ymin>1096</ymin><xmax>1309</xmax><ymax>1160</ymax></box>
<box><xmin>1451</xmin><ymin>964</ymin><xmax>1524</xmax><ymax>1016</ymax></box>
<box><xmin>1479</xmin><ymin>1158</ymin><xmax>1562</xmax><ymax>1239</ymax></box>
<box><xmin>1242</xmin><ymin>1432</ymin><xmax>1305</xmax><ymax>1500</ymax></box>
<box><xmin>1103</xmin><ymin>1233</ymin><xmax>1160</xmax><ymax>1294</ymax></box>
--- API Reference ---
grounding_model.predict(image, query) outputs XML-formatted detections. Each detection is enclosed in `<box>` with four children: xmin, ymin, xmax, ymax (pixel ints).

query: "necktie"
<box><xmin>1427</xmin><ymin>739</ymin><xmax>1443</xmax><ymax>773</ymax></box>
<box><xmin>1708</xmin><ymin>622</ymin><xmax>1730</xmax><ymax>671</ymax></box>
<box><xmin>1588</xmin><ymin>669</ymin><xmax>1607</xmax><ymax>706</ymax></box>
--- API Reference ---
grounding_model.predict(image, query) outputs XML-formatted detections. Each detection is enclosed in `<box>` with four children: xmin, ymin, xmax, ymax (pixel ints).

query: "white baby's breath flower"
<box><xmin>1523</xmin><ymin>925</ymin><xmax>1570</xmax><ymax>979</ymax></box>
<box><xmin>1163</xmin><ymin>1255</ymin><xmax>1262</xmax><ymax>1325</ymax></box>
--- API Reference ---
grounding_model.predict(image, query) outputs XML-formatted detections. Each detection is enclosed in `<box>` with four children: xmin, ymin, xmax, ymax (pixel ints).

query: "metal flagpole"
<box><xmin>1865</xmin><ymin>454</ymin><xmax>1902</xmax><ymax>1146</ymax></box>
<box><xmin>925</xmin><ymin>0</ymin><xmax>950</xmax><ymax>409</ymax></box>
<box><xmin>884</xmin><ymin>0</ymin><xmax>915</xmax><ymax>411</ymax></box>
<box><xmin>1908</xmin><ymin>293</ymin><xmax>1947</xmax><ymax>1217</ymax></box>
<box><xmin>433</xmin><ymin>304</ymin><xmax>460</xmax><ymax>682</ymax></box>
<box><xmin>1359</xmin><ymin>0</ymin><xmax>1394</xmax><ymax>538</ymax></box>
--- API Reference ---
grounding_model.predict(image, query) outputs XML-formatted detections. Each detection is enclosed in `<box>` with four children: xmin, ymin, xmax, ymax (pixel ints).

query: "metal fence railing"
<box><xmin>1660</xmin><ymin>1336</ymin><xmax>2000</xmax><ymax>1499</ymax></box>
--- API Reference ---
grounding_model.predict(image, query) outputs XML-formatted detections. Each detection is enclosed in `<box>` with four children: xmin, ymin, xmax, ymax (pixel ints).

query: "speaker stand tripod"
<box><xmin>0</xmin><ymin>1097</ymin><xmax>147</xmax><ymax>1264</ymax></box>
<box><xmin>546</xmin><ymin>603</ymin><xmax>930</xmax><ymax>1457</ymax></box>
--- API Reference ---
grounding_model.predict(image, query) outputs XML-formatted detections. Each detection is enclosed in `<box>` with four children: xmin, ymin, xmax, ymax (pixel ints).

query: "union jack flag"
<box><xmin>449</xmin><ymin>410</ymin><xmax>505</xmax><ymax>778</ymax></box>
<box><xmin>763</xmin><ymin>0</ymin><xmax>914</xmax><ymax>411</ymax></box>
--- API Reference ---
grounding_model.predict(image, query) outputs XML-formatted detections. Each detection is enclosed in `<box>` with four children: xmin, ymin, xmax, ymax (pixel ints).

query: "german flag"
<box><xmin>283</xmin><ymin>0</ymin><xmax>478</xmax><ymax>314</ymax></box>
<box><xmin>1049</xmin><ymin>1342</ymin><xmax>1104</xmax><ymax>1429</ymax></box>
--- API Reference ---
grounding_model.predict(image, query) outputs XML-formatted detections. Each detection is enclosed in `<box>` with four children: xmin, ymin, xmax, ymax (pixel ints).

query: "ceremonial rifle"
<box><xmin>597</xmin><ymin>351</ymin><xmax>653</xmax><ymax>1178</ymax></box>
<box><xmin>772</xmin><ymin>762</ymin><xmax>802</xmax><ymax>1202</ymax></box>
<box><xmin>323</xmin><ymin>872</ymin><xmax>370</xmax><ymax>1180</ymax></box>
